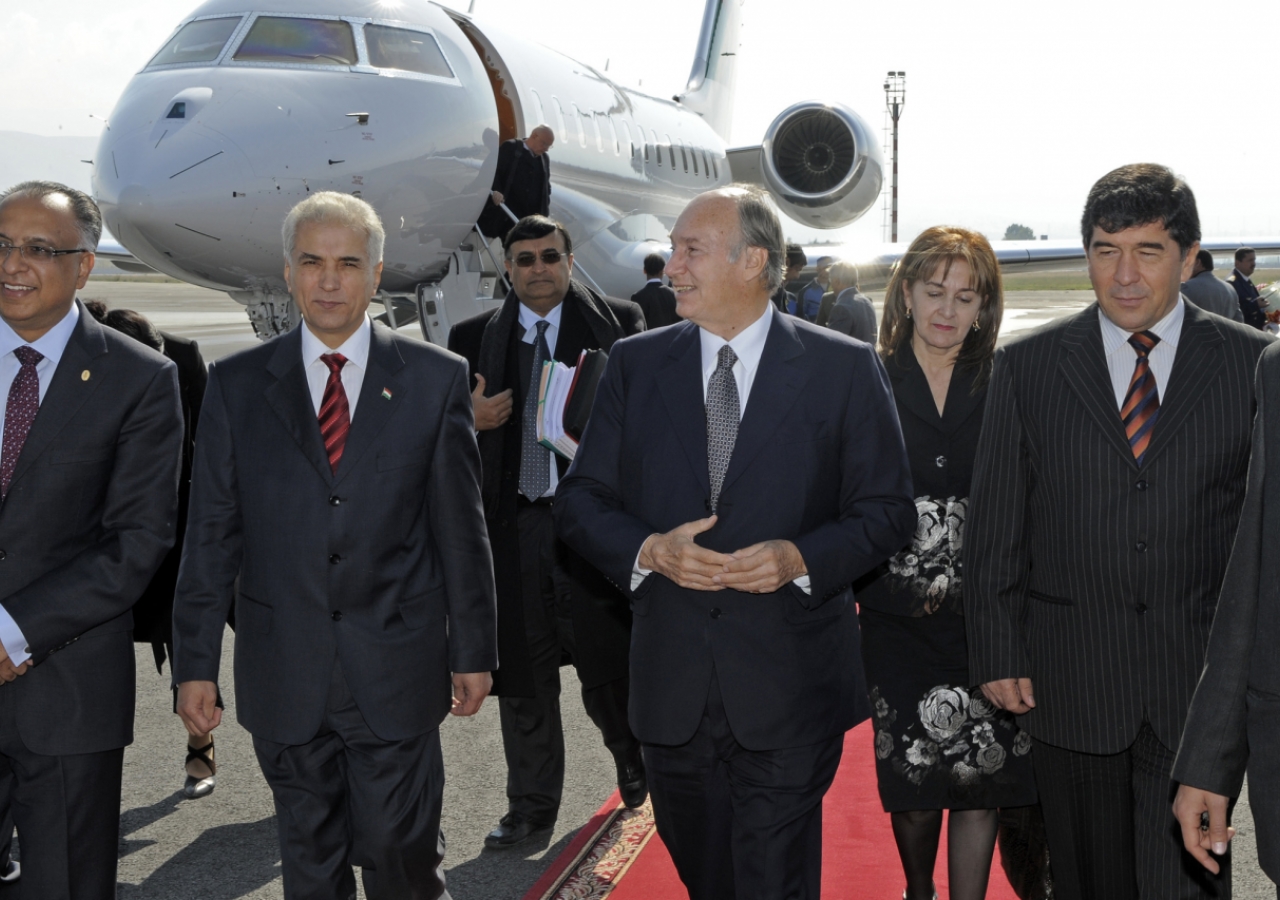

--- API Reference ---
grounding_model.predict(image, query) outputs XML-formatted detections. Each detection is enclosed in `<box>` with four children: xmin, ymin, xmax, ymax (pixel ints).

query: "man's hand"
<box><xmin>471</xmin><ymin>375</ymin><xmax>514</xmax><ymax>432</ymax></box>
<box><xmin>451</xmin><ymin>671</ymin><xmax>493</xmax><ymax>717</ymax></box>
<box><xmin>981</xmin><ymin>677</ymin><xmax>1036</xmax><ymax>714</ymax></box>
<box><xmin>177</xmin><ymin>680</ymin><xmax>223</xmax><ymax>736</ymax></box>
<box><xmin>490</xmin><ymin>191</ymin><xmax>505</xmax><ymax>206</ymax></box>
<box><xmin>639</xmin><ymin>516</ymin><xmax>733</xmax><ymax>591</ymax></box>
<box><xmin>714</xmin><ymin>540</ymin><xmax>807</xmax><ymax>593</ymax></box>
<box><xmin>0</xmin><ymin>645</ymin><xmax>29</xmax><ymax>684</ymax></box>
<box><xmin>1174</xmin><ymin>784</ymin><xmax>1235</xmax><ymax>874</ymax></box>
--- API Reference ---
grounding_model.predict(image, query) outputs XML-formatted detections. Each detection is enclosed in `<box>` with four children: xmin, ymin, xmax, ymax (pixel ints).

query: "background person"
<box><xmin>447</xmin><ymin>216</ymin><xmax>647</xmax><ymax>849</ymax></box>
<box><xmin>857</xmin><ymin>226</ymin><xmax>1036</xmax><ymax>900</ymax></box>
<box><xmin>478</xmin><ymin>126</ymin><xmax>555</xmax><ymax>241</ymax></box>
<box><xmin>1228</xmin><ymin>246</ymin><xmax>1267</xmax><ymax>328</ymax></box>
<box><xmin>1181</xmin><ymin>249</ymin><xmax>1244</xmax><ymax>322</ymax></box>
<box><xmin>774</xmin><ymin>243</ymin><xmax>805</xmax><ymax>314</ymax></box>
<box><xmin>554</xmin><ymin>185</ymin><xmax>915</xmax><ymax>900</ymax></box>
<box><xmin>796</xmin><ymin>255</ymin><xmax>832</xmax><ymax>322</ymax></box>
<box><xmin>966</xmin><ymin>163</ymin><xmax>1271</xmax><ymax>899</ymax></box>
<box><xmin>631</xmin><ymin>252</ymin><xmax>680</xmax><ymax>328</ymax></box>
<box><xmin>826</xmin><ymin>268</ymin><xmax>879</xmax><ymax>344</ymax></box>
<box><xmin>814</xmin><ymin>260</ymin><xmax>854</xmax><ymax>328</ymax></box>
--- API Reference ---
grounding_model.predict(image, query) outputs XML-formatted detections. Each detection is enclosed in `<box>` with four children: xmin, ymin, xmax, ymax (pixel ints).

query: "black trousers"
<box><xmin>253</xmin><ymin>663</ymin><xmax>449</xmax><ymax>900</ymax></box>
<box><xmin>0</xmin><ymin>694</ymin><xmax>122</xmax><ymax>900</ymax></box>
<box><xmin>1033</xmin><ymin>723</ymin><xmax>1229</xmax><ymax>900</ymax></box>
<box><xmin>499</xmin><ymin>502</ymin><xmax>637</xmax><ymax>824</ymax></box>
<box><xmin>643</xmin><ymin>670</ymin><xmax>844</xmax><ymax>900</ymax></box>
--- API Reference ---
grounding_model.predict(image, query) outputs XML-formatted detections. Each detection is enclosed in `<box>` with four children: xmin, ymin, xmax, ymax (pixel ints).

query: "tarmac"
<box><xmin>31</xmin><ymin>280</ymin><xmax>1273</xmax><ymax>899</ymax></box>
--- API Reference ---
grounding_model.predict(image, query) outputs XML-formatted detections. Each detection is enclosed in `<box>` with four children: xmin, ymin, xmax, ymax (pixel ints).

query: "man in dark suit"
<box><xmin>0</xmin><ymin>181</ymin><xmax>182</xmax><ymax>896</ymax></box>
<box><xmin>1228</xmin><ymin>246</ymin><xmax>1268</xmax><ymax>329</ymax></box>
<box><xmin>1181</xmin><ymin>249</ymin><xmax>1244</xmax><ymax>322</ymax></box>
<box><xmin>448</xmin><ymin>215</ymin><xmax>647</xmax><ymax>849</ymax></box>
<box><xmin>173</xmin><ymin>192</ymin><xmax>497</xmax><ymax>898</ymax></box>
<box><xmin>771</xmin><ymin>243</ymin><xmax>804</xmax><ymax>314</ymax></box>
<box><xmin>630</xmin><ymin>253</ymin><xmax>680</xmax><ymax>328</ymax></box>
<box><xmin>554</xmin><ymin>185</ymin><xmax>915</xmax><ymax>900</ymax></box>
<box><xmin>966</xmin><ymin>163</ymin><xmax>1272</xmax><ymax>900</ymax></box>
<box><xmin>477</xmin><ymin>126</ymin><xmax>555</xmax><ymax>241</ymax></box>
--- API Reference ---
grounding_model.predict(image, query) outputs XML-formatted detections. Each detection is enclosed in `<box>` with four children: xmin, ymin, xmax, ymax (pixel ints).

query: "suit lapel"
<box><xmin>655</xmin><ymin>322</ymin><xmax>711</xmax><ymax>498</ymax></box>
<box><xmin>1140</xmin><ymin>303</ymin><xmax>1225</xmax><ymax>468</ymax></box>
<box><xmin>721</xmin><ymin>313</ymin><xmax>809</xmax><ymax>494</ymax></box>
<box><xmin>1057</xmin><ymin>305</ymin><xmax>1137</xmax><ymax>468</ymax></box>
<box><xmin>333</xmin><ymin>324</ymin><xmax>405</xmax><ymax>484</ymax></box>
<box><xmin>264</xmin><ymin>329</ymin><xmax>333</xmax><ymax>485</ymax></box>
<box><xmin>9</xmin><ymin>306</ymin><xmax>108</xmax><ymax>489</ymax></box>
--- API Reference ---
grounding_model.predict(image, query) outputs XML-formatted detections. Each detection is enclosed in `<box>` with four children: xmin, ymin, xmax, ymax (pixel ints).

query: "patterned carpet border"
<box><xmin>532</xmin><ymin>799</ymin><xmax>657</xmax><ymax>900</ymax></box>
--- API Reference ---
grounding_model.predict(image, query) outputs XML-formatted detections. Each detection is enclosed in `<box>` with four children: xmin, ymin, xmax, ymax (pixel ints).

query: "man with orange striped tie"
<box><xmin>172</xmin><ymin>192</ymin><xmax>497</xmax><ymax>899</ymax></box>
<box><xmin>965</xmin><ymin>164</ymin><xmax>1272</xmax><ymax>900</ymax></box>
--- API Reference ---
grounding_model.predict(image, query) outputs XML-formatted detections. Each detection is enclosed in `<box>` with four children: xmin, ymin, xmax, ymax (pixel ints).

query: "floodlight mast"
<box><xmin>883</xmin><ymin>72</ymin><xmax>906</xmax><ymax>243</ymax></box>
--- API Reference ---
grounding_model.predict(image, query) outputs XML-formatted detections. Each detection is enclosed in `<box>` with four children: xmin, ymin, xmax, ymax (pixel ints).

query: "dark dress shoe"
<box><xmin>484</xmin><ymin>812</ymin><xmax>553</xmax><ymax>850</ymax></box>
<box><xmin>616</xmin><ymin>751</ymin><xmax>648</xmax><ymax>809</ymax></box>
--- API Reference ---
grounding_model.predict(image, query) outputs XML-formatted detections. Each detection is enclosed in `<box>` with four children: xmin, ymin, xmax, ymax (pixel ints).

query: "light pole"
<box><xmin>884</xmin><ymin>72</ymin><xmax>906</xmax><ymax>243</ymax></box>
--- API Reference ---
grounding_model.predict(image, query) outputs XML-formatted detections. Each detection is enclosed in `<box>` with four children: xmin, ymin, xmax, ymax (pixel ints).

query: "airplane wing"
<box><xmin>93</xmin><ymin>230</ymin><xmax>155</xmax><ymax>274</ymax></box>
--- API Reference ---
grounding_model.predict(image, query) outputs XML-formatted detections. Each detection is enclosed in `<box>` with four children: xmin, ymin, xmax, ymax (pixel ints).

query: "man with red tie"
<box><xmin>173</xmin><ymin>191</ymin><xmax>498</xmax><ymax>898</ymax></box>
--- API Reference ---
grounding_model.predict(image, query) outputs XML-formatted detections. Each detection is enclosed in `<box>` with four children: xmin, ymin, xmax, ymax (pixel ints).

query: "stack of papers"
<box><xmin>535</xmin><ymin>349</ymin><xmax>609</xmax><ymax>460</ymax></box>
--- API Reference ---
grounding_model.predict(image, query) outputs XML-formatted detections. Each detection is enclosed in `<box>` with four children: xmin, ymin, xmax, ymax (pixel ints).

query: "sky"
<box><xmin>5</xmin><ymin>0</ymin><xmax>1280</xmax><ymax>247</ymax></box>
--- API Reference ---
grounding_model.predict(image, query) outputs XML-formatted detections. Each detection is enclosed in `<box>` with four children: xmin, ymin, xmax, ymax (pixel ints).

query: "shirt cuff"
<box><xmin>631</xmin><ymin>539</ymin><xmax>656</xmax><ymax>591</ymax></box>
<box><xmin>793</xmin><ymin>575</ymin><xmax>812</xmax><ymax>595</ymax></box>
<box><xmin>0</xmin><ymin>605</ymin><xmax>31</xmax><ymax>667</ymax></box>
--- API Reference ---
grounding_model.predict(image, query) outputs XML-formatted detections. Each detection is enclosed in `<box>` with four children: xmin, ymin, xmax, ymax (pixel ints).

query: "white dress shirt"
<box><xmin>0</xmin><ymin>302</ymin><xmax>82</xmax><ymax>666</ymax></box>
<box><xmin>1099</xmin><ymin>299</ymin><xmax>1183</xmax><ymax>409</ymax></box>
<box><xmin>518</xmin><ymin>301</ymin><xmax>563</xmax><ymax>498</ymax></box>
<box><xmin>301</xmin><ymin>316</ymin><xmax>371</xmax><ymax>419</ymax></box>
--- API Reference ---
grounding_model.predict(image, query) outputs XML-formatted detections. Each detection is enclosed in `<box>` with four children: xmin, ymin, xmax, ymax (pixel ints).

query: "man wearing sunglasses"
<box><xmin>0</xmin><ymin>181</ymin><xmax>182</xmax><ymax>896</ymax></box>
<box><xmin>449</xmin><ymin>215</ymin><xmax>647</xmax><ymax>849</ymax></box>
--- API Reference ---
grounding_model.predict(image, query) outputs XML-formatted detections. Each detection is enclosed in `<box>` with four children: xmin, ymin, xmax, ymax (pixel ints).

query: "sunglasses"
<box><xmin>0</xmin><ymin>243</ymin><xmax>89</xmax><ymax>263</ymax></box>
<box><xmin>512</xmin><ymin>249</ymin><xmax>569</xmax><ymax>268</ymax></box>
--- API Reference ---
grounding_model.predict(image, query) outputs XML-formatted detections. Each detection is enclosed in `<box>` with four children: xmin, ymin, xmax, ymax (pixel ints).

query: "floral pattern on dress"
<box><xmin>886</xmin><ymin>496</ymin><xmax>967</xmax><ymax>615</ymax></box>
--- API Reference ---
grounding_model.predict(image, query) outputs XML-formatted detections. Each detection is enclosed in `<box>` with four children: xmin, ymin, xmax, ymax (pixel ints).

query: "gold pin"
<box><xmin>81</xmin><ymin>370</ymin><xmax>90</xmax><ymax>381</ymax></box>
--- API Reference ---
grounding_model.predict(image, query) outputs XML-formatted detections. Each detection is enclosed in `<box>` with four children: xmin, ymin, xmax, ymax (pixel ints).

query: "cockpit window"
<box><xmin>364</xmin><ymin>25</ymin><xmax>454</xmax><ymax>78</ymax></box>
<box><xmin>233</xmin><ymin>17</ymin><xmax>357</xmax><ymax>66</ymax></box>
<box><xmin>148</xmin><ymin>17</ymin><xmax>241</xmax><ymax>67</ymax></box>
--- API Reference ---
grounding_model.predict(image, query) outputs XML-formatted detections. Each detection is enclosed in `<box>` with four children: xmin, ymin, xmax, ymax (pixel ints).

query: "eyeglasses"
<box><xmin>512</xmin><ymin>249</ymin><xmax>568</xmax><ymax>268</ymax></box>
<box><xmin>0</xmin><ymin>243</ymin><xmax>90</xmax><ymax>263</ymax></box>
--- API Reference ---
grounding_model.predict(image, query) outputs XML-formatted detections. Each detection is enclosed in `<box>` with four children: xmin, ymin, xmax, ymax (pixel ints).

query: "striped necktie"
<box><xmin>319</xmin><ymin>353</ymin><xmax>350</xmax><ymax>473</ymax></box>
<box><xmin>1121</xmin><ymin>331</ymin><xmax>1160</xmax><ymax>465</ymax></box>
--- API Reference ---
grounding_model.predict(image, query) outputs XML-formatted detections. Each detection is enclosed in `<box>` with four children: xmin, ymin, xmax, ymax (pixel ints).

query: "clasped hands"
<box><xmin>639</xmin><ymin>515</ymin><xmax>806</xmax><ymax>593</ymax></box>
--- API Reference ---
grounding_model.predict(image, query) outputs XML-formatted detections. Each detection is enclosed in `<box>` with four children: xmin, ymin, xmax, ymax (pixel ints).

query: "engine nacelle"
<box><xmin>760</xmin><ymin>101</ymin><xmax>884</xmax><ymax>229</ymax></box>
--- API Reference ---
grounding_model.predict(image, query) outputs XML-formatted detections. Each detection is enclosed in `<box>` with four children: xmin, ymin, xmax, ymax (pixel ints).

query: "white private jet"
<box><xmin>92</xmin><ymin>0</ymin><xmax>1278</xmax><ymax>342</ymax></box>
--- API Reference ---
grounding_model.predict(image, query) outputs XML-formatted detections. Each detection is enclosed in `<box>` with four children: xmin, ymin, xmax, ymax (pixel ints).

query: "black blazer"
<box><xmin>172</xmin><ymin>322</ymin><xmax>498</xmax><ymax>745</ymax></box>
<box><xmin>0</xmin><ymin>302</ymin><xmax>182</xmax><ymax>756</ymax></box>
<box><xmin>448</xmin><ymin>283</ymin><xmax>644</xmax><ymax>696</ymax></box>
<box><xmin>478</xmin><ymin>139</ymin><xmax>552</xmax><ymax>237</ymax></box>
<box><xmin>1228</xmin><ymin>269</ymin><xmax>1266</xmax><ymax>329</ymax></box>
<box><xmin>1174</xmin><ymin>340</ymin><xmax>1280</xmax><ymax>882</ymax></box>
<box><xmin>554</xmin><ymin>313</ymin><xmax>915</xmax><ymax>751</ymax></box>
<box><xmin>630</xmin><ymin>282</ymin><xmax>680</xmax><ymax>329</ymax></box>
<box><xmin>966</xmin><ymin>302</ymin><xmax>1272</xmax><ymax>754</ymax></box>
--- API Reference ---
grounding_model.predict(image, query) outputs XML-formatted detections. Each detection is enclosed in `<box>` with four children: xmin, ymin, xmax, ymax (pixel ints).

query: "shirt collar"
<box><xmin>1099</xmin><ymin>297</ymin><xmax>1184</xmax><ymax>358</ymax></box>
<box><xmin>518</xmin><ymin>301</ymin><xmax>562</xmax><ymax>335</ymax></box>
<box><xmin>645</xmin><ymin>278</ymin><xmax>663</xmax><ymax>285</ymax></box>
<box><xmin>300</xmin><ymin>315</ymin><xmax>372</xmax><ymax>369</ymax></box>
<box><xmin>0</xmin><ymin>300</ymin><xmax>80</xmax><ymax>366</ymax></box>
<box><xmin>700</xmin><ymin>303</ymin><xmax>773</xmax><ymax>375</ymax></box>
<box><xmin>1234</xmin><ymin>268</ymin><xmax>1253</xmax><ymax>283</ymax></box>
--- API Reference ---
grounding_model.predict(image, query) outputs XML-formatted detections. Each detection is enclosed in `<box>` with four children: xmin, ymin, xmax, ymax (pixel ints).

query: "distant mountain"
<box><xmin>0</xmin><ymin>131</ymin><xmax>101</xmax><ymax>195</ymax></box>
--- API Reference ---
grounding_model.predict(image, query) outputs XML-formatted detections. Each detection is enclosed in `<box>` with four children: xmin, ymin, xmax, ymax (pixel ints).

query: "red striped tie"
<box><xmin>1121</xmin><ymin>331</ymin><xmax>1160</xmax><ymax>465</ymax></box>
<box><xmin>318</xmin><ymin>353</ymin><xmax>349</xmax><ymax>473</ymax></box>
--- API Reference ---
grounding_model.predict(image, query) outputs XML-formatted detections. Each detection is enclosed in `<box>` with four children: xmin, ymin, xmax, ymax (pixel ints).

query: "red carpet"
<box><xmin>525</xmin><ymin>721</ymin><xmax>1020</xmax><ymax>899</ymax></box>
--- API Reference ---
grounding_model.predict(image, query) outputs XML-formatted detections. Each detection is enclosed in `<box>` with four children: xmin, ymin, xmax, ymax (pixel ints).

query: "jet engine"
<box><xmin>759</xmin><ymin>102</ymin><xmax>884</xmax><ymax>229</ymax></box>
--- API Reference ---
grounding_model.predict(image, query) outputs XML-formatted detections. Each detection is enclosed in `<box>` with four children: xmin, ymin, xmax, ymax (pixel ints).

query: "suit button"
<box><xmin>936</xmin><ymin>456</ymin><xmax>947</xmax><ymax>468</ymax></box>
<box><xmin>1134</xmin><ymin>542</ymin><xmax>1147</xmax><ymax>553</ymax></box>
<box><xmin>710</xmin><ymin>608</ymin><xmax>722</xmax><ymax>619</ymax></box>
<box><xmin>332</xmin><ymin>611</ymin><xmax>343</xmax><ymax>621</ymax></box>
<box><xmin>0</xmin><ymin>549</ymin><xmax>6</xmax><ymax>560</ymax></box>
<box><xmin>1136</xmin><ymin>603</ymin><xmax>1147</xmax><ymax>614</ymax></box>
<box><xmin>1135</xmin><ymin>480</ymin><xmax>1148</xmax><ymax>492</ymax></box>
<box><xmin>329</xmin><ymin>495</ymin><xmax>341</xmax><ymax>506</ymax></box>
<box><xmin>329</xmin><ymin>554</ymin><xmax>342</xmax><ymax>564</ymax></box>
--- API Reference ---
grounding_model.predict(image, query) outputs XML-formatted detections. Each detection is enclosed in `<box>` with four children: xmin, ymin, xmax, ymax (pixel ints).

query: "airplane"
<box><xmin>91</xmin><ymin>0</ymin><xmax>1279</xmax><ymax>344</ymax></box>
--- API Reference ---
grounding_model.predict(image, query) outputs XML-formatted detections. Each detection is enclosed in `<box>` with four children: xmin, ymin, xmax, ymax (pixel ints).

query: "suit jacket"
<box><xmin>1228</xmin><ymin>269</ymin><xmax>1266</xmax><ymax>329</ymax></box>
<box><xmin>478</xmin><ymin>139</ymin><xmax>552</xmax><ymax>238</ymax></box>
<box><xmin>172</xmin><ymin>322</ymin><xmax>498</xmax><ymax>745</ymax></box>
<box><xmin>965</xmin><ymin>302</ymin><xmax>1271</xmax><ymax>754</ymax></box>
<box><xmin>448</xmin><ymin>282</ymin><xmax>644</xmax><ymax>696</ymax></box>
<box><xmin>1173</xmin><ymin>340</ymin><xmax>1280</xmax><ymax>882</ymax></box>
<box><xmin>554</xmin><ymin>313</ymin><xmax>916</xmax><ymax>750</ymax></box>
<box><xmin>826</xmin><ymin>290</ymin><xmax>878</xmax><ymax>344</ymax></box>
<box><xmin>1182</xmin><ymin>272</ymin><xmax>1245</xmax><ymax>323</ymax></box>
<box><xmin>630</xmin><ymin>282</ymin><xmax>680</xmax><ymax>329</ymax></box>
<box><xmin>0</xmin><ymin>302</ymin><xmax>182</xmax><ymax>756</ymax></box>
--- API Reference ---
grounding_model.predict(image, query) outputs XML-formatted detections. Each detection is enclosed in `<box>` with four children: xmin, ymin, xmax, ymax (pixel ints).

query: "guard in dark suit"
<box><xmin>448</xmin><ymin>215</ymin><xmax>647</xmax><ymax>849</ymax></box>
<box><xmin>174</xmin><ymin>192</ymin><xmax>497</xmax><ymax>899</ymax></box>
<box><xmin>1227</xmin><ymin>246</ymin><xmax>1267</xmax><ymax>329</ymax></box>
<box><xmin>1173</xmin><ymin>340</ymin><xmax>1280</xmax><ymax>889</ymax></box>
<box><xmin>554</xmin><ymin>187</ymin><xmax>915</xmax><ymax>900</ymax></box>
<box><xmin>630</xmin><ymin>253</ymin><xmax>680</xmax><ymax>329</ymax></box>
<box><xmin>0</xmin><ymin>182</ymin><xmax>182</xmax><ymax>896</ymax></box>
<box><xmin>966</xmin><ymin>164</ymin><xmax>1272</xmax><ymax>900</ymax></box>
<box><xmin>477</xmin><ymin>127</ymin><xmax>554</xmax><ymax>241</ymax></box>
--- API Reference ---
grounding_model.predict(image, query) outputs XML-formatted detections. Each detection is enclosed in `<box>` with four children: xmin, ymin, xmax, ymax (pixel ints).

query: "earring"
<box><xmin>905</xmin><ymin>308</ymin><xmax>913</xmax><ymax>319</ymax></box>
<box><xmin>972</xmin><ymin>321</ymin><xmax>981</xmax><ymax>332</ymax></box>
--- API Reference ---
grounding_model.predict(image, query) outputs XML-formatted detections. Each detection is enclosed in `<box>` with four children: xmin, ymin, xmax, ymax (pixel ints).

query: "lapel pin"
<box><xmin>381</xmin><ymin>388</ymin><xmax>393</xmax><ymax>400</ymax></box>
<box><xmin>81</xmin><ymin>370</ymin><xmax>90</xmax><ymax>382</ymax></box>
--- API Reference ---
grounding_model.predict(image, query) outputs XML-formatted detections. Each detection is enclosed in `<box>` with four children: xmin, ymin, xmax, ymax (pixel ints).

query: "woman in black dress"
<box><xmin>857</xmin><ymin>227</ymin><xmax>1037</xmax><ymax>900</ymax></box>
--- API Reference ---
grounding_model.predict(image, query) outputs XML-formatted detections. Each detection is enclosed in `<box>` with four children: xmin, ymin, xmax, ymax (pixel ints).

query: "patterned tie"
<box><xmin>519</xmin><ymin>320</ymin><xmax>552</xmax><ymax>500</ymax></box>
<box><xmin>1</xmin><ymin>346</ymin><xmax>43</xmax><ymax>499</ymax></box>
<box><xmin>318</xmin><ymin>353</ymin><xmax>350</xmax><ymax>474</ymax></box>
<box><xmin>1122</xmin><ymin>331</ymin><xmax>1161</xmax><ymax>465</ymax></box>
<box><xmin>706</xmin><ymin>345</ymin><xmax>740</xmax><ymax>512</ymax></box>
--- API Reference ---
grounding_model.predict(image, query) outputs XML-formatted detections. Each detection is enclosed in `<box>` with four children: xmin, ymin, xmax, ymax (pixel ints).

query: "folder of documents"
<box><xmin>535</xmin><ymin>349</ymin><xmax>609</xmax><ymax>460</ymax></box>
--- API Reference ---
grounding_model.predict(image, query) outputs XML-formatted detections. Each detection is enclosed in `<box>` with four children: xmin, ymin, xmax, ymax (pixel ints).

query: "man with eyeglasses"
<box><xmin>0</xmin><ymin>181</ymin><xmax>182</xmax><ymax>896</ymax></box>
<box><xmin>448</xmin><ymin>215</ymin><xmax>647</xmax><ymax>849</ymax></box>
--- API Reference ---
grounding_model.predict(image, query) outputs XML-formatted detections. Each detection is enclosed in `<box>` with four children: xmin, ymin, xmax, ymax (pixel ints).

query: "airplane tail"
<box><xmin>676</xmin><ymin>0</ymin><xmax>742</xmax><ymax>142</ymax></box>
